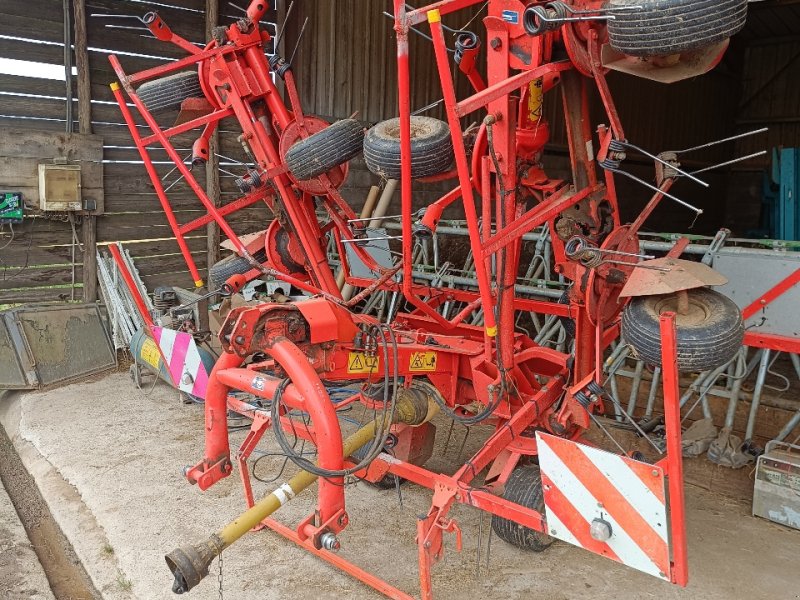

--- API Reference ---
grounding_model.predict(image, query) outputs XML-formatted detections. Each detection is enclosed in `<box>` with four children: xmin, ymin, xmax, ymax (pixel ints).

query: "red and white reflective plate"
<box><xmin>536</xmin><ymin>432</ymin><xmax>672</xmax><ymax>581</ymax></box>
<box><xmin>152</xmin><ymin>326</ymin><xmax>209</xmax><ymax>399</ymax></box>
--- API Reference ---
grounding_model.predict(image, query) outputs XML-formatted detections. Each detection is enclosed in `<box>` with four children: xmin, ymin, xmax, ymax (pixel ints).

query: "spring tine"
<box><xmin>617</xmin><ymin>140</ymin><xmax>709</xmax><ymax>187</ymax></box>
<box><xmin>688</xmin><ymin>151</ymin><xmax>768</xmax><ymax>176</ymax></box>
<box><xmin>609</xmin><ymin>166</ymin><xmax>703</xmax><ymax>215</ymax></box>
<box><xmin>341</xmin><ymin>235</ymin><xmax>403</xmax><ymax>244</ymax></box>
<box><xmin>273</xmin><ymin>0</ymin><xmax>295</xmax><ymax>49</ymax></box>
<box><xmin>163</xmin><ymin>174</ymin><xmax>186</xmax><ymax>193</ymax></box>
<box><xmin>90</xmin><ymin>14</ymin><xmax>146</xmax><ymax>22</ymax></box>
<box><xmin>670</xmin><ymin>127</ymin><xmax>768</xmax><ymax>154</ymax></box>
<box><xmin>105</xmin><ymin>24</ymin><xmax>150</xmax><ymax>31</ymax></box>
<box><xmin>288</xmin><ymin>17</ymin><xmax>309</xmax><ymax>66</ymax></box>
<box><xmin>382</xmin><ymin>10</ymin><xmax>456</xmax><ymax>53</ymax></box>
<box><xmin>412</xmin><ymin>99</ymin><xmax>444</xmax><ymax>116</ymax></box>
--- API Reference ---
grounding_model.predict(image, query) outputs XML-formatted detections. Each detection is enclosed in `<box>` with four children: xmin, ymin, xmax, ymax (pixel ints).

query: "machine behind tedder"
<box><xmin>107</xmin><ymin>0</ymin><xmax>754</xmax><ymax>597</ymax></box>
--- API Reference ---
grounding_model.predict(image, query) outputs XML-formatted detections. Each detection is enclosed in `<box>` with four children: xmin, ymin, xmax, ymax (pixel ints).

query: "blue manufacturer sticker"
<box><xmin>251</xmin><ymin>376</ymin><xmax>265</xmax><ymax>391</ymax></box>
<box><xmin>501</xmin><ymin>9</ymin><xmax>519</xmax><ymax>24</ymax></box>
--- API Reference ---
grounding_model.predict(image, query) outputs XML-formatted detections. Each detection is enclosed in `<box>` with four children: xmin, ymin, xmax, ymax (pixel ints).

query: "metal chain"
<box><xmin>218</xmin><ymin>552</ymin><xmax>224</xmax><ymax>600</ymax></box>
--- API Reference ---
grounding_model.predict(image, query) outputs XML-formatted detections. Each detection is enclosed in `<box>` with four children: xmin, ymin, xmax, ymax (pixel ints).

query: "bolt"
<box><xmin>490</xmin><ymin>37</ymin><xmax>501</xmax><ymax>50</ymax></box>
<box><xmin>235</xmin><ymin>335</ymin><xmax>245</xmax><ymax>344</ymax></box>
<box><xmin>652</xmin><ymin>469</ymin><xmax>659</xmax><ymax>477</ymax></box>
<box><xmin>550</xmin><ymin>529</ymin><xmax>557</xmax><ymax>535</ymax></box>
<box><xmin>320</xmin><ymin>532</ymin><xmax>340</xmax><ymax>552</ymax></box>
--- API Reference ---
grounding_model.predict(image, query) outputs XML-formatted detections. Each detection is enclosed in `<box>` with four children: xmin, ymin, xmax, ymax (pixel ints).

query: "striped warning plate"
<box><xmin>536</xmin><ymin>432</ymin><xmax>672</xmax><ymax>581</ymax></box>
<box><xmin>152</xmin><ymin>327</ymin><xmax>209</xmax><ymax>399</ymax></box>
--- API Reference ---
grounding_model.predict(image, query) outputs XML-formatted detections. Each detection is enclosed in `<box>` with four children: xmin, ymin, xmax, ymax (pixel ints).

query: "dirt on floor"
<box><xmin>1</xmin><ymin>373</ymin><xmax>799</xmax><ymax>600</ymax></box>
<box><xmin>0</xmin><ymin>468</ymin><xmax>55</xmax><ymax>600</ymax></box>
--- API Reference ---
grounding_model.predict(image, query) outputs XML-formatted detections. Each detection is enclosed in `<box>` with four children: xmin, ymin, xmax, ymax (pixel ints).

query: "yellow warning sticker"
<box><xmin>347</xmin><ymin>352</ymin><xmax>379</xmax><ymax>374</ymax></box>
<box><xmin>409</xmin><ymin>351</ymin><xmax>437</xmax><ymax>372</ymax></box>
<box><xmin>140</xmin><ymin>338</ymin><xmax>162</xmax><ymax>370</ymax></box>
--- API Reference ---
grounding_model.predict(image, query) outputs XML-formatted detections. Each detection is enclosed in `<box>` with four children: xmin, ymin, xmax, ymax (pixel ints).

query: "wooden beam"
<box><xmin>206</xmin><ymin>0</ymin><xmax>222</xmax><ymax>284</ymax></box>
<box><xmin>74</xmin><ymin>0</ymin><xmax>98</xmax><ymax>303</ymax></box>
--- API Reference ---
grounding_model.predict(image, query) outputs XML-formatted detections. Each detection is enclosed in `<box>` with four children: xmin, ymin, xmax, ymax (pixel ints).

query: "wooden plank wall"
<box><xmin>0</xmin><ymin>0</ymin><xmax>276</xmax><ymax>302</ymax></box>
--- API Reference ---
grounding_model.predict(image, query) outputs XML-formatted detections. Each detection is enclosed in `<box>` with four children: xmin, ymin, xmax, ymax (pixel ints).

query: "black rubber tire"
<box><xmin>621</xmin><ymin>288</ymin><xmax>744</xmax><ymax>372</ymax></box>
<box><xmin>491</xmin><ymin>465</ymin><xmax>555</xmax><ymax>552</ymax></box>
<box><xmin>136</xmin><ymin>71</ymin><xmax>204</xmax><ymax>113</ymax></box>
<box><xmin>605</xmin><ymin>0</ymin><xmax>748</xmax><ymax>58</ymax></box>
<box><xmin>363</xmin><ymin>116</ymin><xmax>453</xmax><ymax>180</ymax></box>
<box><xmin>208</xmin><ymin>248</ymin><xmax>267</xmax><ymax>291</ymax></box>
<box><xmin>285</xmin><ymin>119</ymin><xmax>365</xmax><ymax>181</ymax></box>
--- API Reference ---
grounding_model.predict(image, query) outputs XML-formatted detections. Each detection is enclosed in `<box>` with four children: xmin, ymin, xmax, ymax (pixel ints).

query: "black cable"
<box><xmin>270</xmin><ymin>323</ymin><xmax>399</xmax><ymax>478</ymax></box>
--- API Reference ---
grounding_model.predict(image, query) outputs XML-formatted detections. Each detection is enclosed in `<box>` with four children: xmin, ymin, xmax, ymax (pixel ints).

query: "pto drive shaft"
<box><xmin>166</xmin><ymin>384</ymin><xmax>438</xmax><ymax>593</ymax></box>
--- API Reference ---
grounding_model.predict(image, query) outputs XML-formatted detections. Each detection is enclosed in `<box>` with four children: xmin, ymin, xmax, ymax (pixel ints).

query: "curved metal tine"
<box><xmin>617</xmin><ymin>140</ymin><xmax>708</xmax><ymax>187</ymax></box>
<box><xmin>104</xmin><ymin>24</ymin><xmax>150</xmax><ymax>31</ymax></box>
<box><xmin>688</xmin><ymin>151</ymin><xmax>768</xmax><ymax>177</ymax></box>
<box><xmin>403</xmin><ymin>3</ymin><xmax>463</xmax><ymax>33</ymax></box>
<box><xmin>381</xmin><ymin>11</ymin><xmax>455</xmax><ymax>53</ymax></box>
<box><xmin>564</xmin><ymin>4</ymin><xmax>642</xmax><ymax>15</ymax></box>
<box><xmin>608</xmin><ymin>166</ymin><xmax>703</xmax><ymax>215</ymax></box>
<box><xmin>90</xmin><ymin>14</ymin><xmax>147</xmax><ymax>23</ymax></box>
<box><xmin>273</xmin><ymin>1</ymin><xmax>295</xmax><ymax>49</ymax></box>
<box><xmin>536</xmin><ymin>13</ymin><xmax>617</xmax><ymax>23</ymax></box>
<box><xmin>288</xmin><ymin>17</ymin><xmax>309</xmax><ymax>65</ymax></box>
<box><xmin>216</xmin><ymin>152</ymin><xmax>250</xmax><ymax>166</ymax></box>
<box><xmin>669</xmin><ymin>127</ymin><xmax>769</xmax><ymax>155</ymax></box>
<box><xmin>348</xmin><ymin>214</ymin><xmax>404</xmax><ymax>223</ymax></box>
<box><xmin>161</xmin><ymin>153</ymin><xmax>193</xmax><ymax>181</ymax></box>
<box><xmin>341</xmin><ymin>236</ymin><xmax>403</xmax><ymax>244</ymax></box>
<box><xmin>413</xmin><ymin>99</ymin><xmax>444</xmax><ymax>116</ymax></box>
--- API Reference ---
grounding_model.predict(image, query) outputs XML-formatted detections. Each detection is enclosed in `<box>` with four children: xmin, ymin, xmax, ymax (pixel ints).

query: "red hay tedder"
<box><xmin>107</xmin><ymin>0</ymin><xmax>752</xmax><ymax>597</ymax></box>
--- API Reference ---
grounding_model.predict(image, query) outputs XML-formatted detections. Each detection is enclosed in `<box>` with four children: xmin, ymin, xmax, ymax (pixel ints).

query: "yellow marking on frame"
<box><xmin>140</xmin><ymin>338</ymin><xmax>162</xmax><ymax>370</ymax></box>
<box><xmin>427</xmin><ymin>9</ymin><xmax>441</xmax><ymax>23</ymax></box>
<box><xmin>347</xmin><ymin>352</ymin><xmax>379</xmax><ymax>374</ymax></box>
<box><xmin>409</xmin><ymin>351</ymin><xmax>437</xmax><ymax>372</ymax></box>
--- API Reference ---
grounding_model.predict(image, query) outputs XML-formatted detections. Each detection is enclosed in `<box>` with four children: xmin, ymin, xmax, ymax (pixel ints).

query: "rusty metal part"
<box><xmin>620</xmin><ymin>258</ymin><xmax>729</xmax><ymax>298</ymax></box>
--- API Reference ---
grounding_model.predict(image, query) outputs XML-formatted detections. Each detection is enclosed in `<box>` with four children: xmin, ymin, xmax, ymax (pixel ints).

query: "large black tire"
<box><xmin>491</xmin><ymin>465</ymin><xmax>554</xmax><ymax>552</ymax></box>
<box><xmin>136</xmin><ymin>71</ymin><xmax>204</xmax><ymax>113</ymax></box>
<box><xmin>621</xmin><ymin>288</ymin><xmax>744</xmax><ymax>372</ymax></box>
<box><xmin>363</xmin><ymin>117</ymin><xmax>453</xmax><ymax>180</ymax></box>
<box><xmin>606</xmin><ymin>0</ymin><xmax>748</xmax><ymax>58</ymax></box>
<box><xmin>285</xmin><ymin>119</ymin><xmax>365</xmax><ymax>181</ymax></box>
<box><xmin>208</xmin><ymin>248</ymin><xmax>267</xmax><ymax>291</ymax></box>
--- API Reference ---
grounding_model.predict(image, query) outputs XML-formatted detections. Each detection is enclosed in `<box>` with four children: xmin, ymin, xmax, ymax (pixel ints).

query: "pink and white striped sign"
<box><xmin>151</xmin><ymin>327</ymin><xmax>209</xmax><ymax>399</ymax></box>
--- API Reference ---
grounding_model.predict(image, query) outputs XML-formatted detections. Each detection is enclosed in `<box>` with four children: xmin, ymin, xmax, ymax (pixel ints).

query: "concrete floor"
<box><xmin>0</xmin><ymin>477</ymin><xmax>54</xmax><ymax>600</ymax></box>
<box><xmin>1</xmin><ymin>372</ymin><xmax>798</xmax><ymax>600</ymax></box>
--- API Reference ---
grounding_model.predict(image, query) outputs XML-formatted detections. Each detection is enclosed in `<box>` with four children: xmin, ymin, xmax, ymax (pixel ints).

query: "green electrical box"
<box><xmin>0</xmin><ymin>192</ymin><xmax>23</xmax><ymax>224</ymax></box>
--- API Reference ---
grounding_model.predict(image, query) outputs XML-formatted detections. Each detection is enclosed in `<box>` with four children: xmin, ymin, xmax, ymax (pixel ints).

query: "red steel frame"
<box><xmin>742</xmin><ymin>267</ymin><xmax>800</xmax><ymax>354</ymax></box>
<box><xmin>105</xmin><ymin>1</ymin><xmax>707</xmax><ymax>597</ymax></box>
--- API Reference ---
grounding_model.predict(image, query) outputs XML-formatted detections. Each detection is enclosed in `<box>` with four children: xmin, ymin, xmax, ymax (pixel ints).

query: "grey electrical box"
<box><xmin>38</xmin><ymin>163</ymin><xmax>82</xmax><ymax>211</ymax></box>
<box><xmin>753</xmin><ymin>441</ymin><xmax>800</xmax><ymax>531</ymax></box>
